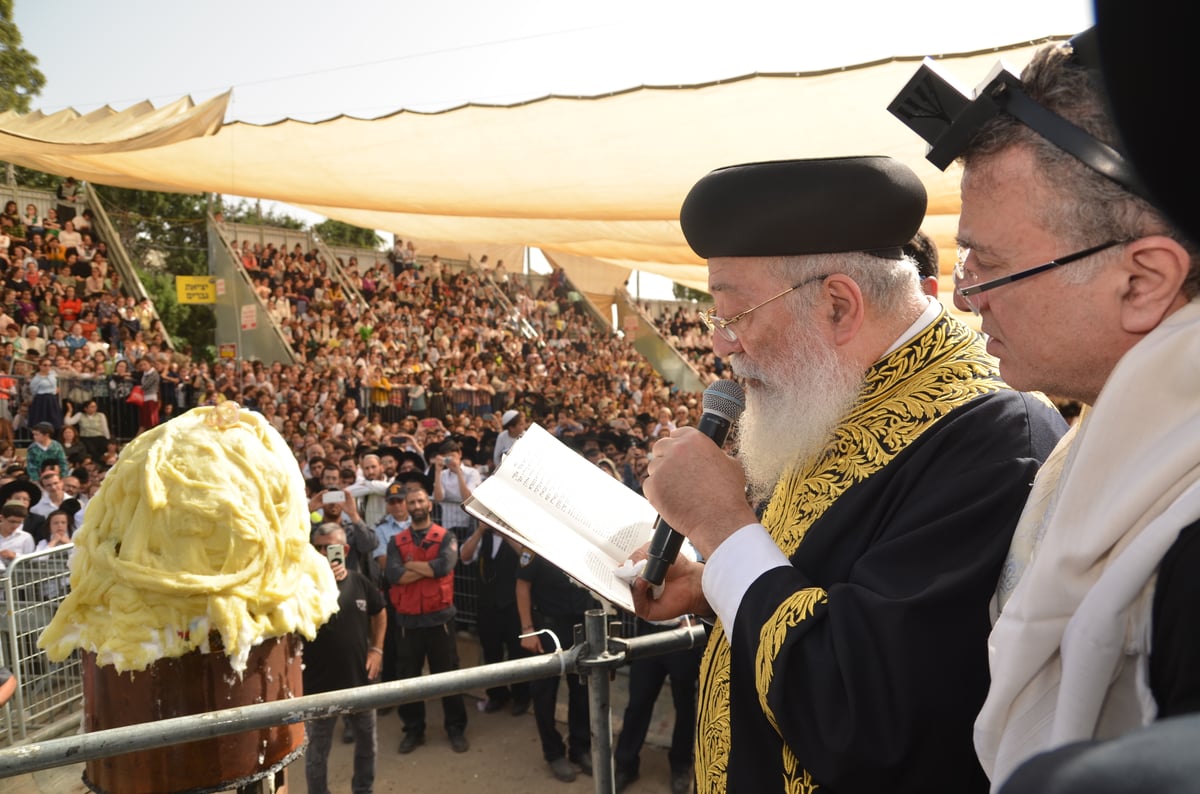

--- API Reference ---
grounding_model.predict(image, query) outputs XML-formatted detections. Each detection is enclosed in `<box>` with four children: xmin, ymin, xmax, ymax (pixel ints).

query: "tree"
<box><xmin>11</xmin><ymin>165</ymin><xmax>56</xmax><ymax>189</ymax></box>
<box><xmin>312</xmin><ymin>218</ymin><xmax>382</xmax><ymax>249</ymax></box>
<box><xmin>92</xmin><ymin>186</ymin><xmax>216</xmax><ymax>357</ymax></box>
<box><xmin>0</xmin><ymin>0</ymin><xmax>45</xmax><ymax>113</ymax></box>
<box><xmin>673</xmin><ymin>283</ymin><xmax>711</xmax><ymax>302</ymax></box>
<box><xmin>220</xmin><ymin>197</ymin><xmax>305</xmax><ymax>230</ymax></box>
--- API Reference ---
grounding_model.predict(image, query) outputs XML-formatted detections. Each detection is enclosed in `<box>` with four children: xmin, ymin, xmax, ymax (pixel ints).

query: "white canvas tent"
<box><xmin>0</xmin><ymin>38</ymin><xmax>1059</xmax><ymax>295</ymax></box>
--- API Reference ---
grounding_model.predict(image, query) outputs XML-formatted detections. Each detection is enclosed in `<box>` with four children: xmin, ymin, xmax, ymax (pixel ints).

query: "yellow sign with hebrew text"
<box><xmin>177</xmin><ymin>276</ymin><xmax>217</xmax><ymax>304</ymax></box>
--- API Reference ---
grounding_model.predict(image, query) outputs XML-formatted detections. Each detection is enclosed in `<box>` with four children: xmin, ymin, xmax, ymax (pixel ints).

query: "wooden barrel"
<box><xmin>82</xmin><ymin>633</ymin><xmax>304</xmax><ymax>794</ymax></box>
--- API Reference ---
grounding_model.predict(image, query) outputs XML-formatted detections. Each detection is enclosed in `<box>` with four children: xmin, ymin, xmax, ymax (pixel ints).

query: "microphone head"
<box><xmin>702</xmin><ymin>379</ymin><xmax>746</xmax><ymax>423</ymax></box>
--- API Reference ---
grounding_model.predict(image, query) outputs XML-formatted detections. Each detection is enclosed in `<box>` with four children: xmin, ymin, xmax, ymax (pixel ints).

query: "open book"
<box><xmin>464</xmin><ymin>424</ymin><xmax>657</xmax><ymax>613</ymax></box>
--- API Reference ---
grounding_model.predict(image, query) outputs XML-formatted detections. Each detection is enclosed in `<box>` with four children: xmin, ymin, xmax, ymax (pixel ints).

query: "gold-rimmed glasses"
<box><xmin>700</xmin><ymin>274</ymin><xmax>829</xmax><ymax>342</ymax></box>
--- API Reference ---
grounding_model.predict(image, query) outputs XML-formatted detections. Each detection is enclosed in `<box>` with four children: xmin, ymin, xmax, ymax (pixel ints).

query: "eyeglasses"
<box><xmin>700</xmin><ymin>274</ymin><xmax>829</xmax><ymax>343</ymax></box>
<box><xmin>954</xmin><ymin>239</ymin><xmax>1126</xmax><ymax>315</ymax></box>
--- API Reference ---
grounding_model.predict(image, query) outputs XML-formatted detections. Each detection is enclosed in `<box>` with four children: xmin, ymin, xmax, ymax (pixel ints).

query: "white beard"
<box><xmin>732</xmin><ymin>333</ymin><xmax>864</xmax><ymax>504</ymax></box>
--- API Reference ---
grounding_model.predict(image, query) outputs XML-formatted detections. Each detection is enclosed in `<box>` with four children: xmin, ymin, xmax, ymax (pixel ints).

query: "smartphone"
<box><xmin>325</xmin><ymin>545</ymin><xmax>345</xmax><ymax>566</ymax></box>
<box><xmin>322</xmin><ymin>490</ymin><xmax>346</xmax><ymax>505</ymax></box>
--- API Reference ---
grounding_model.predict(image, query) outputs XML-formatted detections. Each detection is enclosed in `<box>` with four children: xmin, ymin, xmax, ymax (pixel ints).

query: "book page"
<box><xmin>464</xmin><ymin>424</ymin><xmax>658</xmax><ymax>612</ymax></box>
<box><xmin>467</xmin><ymin>495</ymin><xmax>638</xmax><ymax>612</ymax></box>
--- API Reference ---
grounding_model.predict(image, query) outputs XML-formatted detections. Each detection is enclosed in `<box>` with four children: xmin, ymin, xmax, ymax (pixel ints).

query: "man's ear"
<box><xmin>1118</xmin><ymin>235</ymin><xmax>1192</xmax><ymax>334</ymax></box>
<box><xmin>821</xmin><ymin>275</ymin><xmax>865</xmax><ymax>346</ymax></box>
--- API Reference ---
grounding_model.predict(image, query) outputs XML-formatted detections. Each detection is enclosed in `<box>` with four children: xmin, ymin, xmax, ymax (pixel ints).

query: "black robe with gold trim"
<box><xmin>697</xmin><ymin>311</ymin><xmax>1067</xmax><ymax>794</ymax></box>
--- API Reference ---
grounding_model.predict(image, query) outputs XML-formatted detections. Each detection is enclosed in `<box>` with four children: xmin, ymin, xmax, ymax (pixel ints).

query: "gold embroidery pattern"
<box><xmin>771</xmin><ymin>314</ymin><xmax>1000</xmax><ymax>558</ymax></box>
<box><xmin>783</xmin><ymin>747</ymin><xmax>820</xmax><ymax>794</ymax></box>
<box><xmin>697</xmin><ymin>628</ymin><xmax>733</xmax><ymax>793</ymax></box>
<box><xmin>757</xmin><ymin>588</ymin><xmax>828</xmax><ymax>732</ymax></box>
<box><xmin>695</xmin><ymin>312</ymin><xmax>1001</xmax><ymax>794</ymax></box>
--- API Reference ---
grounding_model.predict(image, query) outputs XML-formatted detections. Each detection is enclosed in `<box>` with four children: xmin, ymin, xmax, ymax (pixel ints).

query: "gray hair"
<box><xmin>767</xmin><ymin>252</ymin><xmax>920</xmax><ymax>318</ymax></box>
<box><xmin>961</xmin><ymin>41</ymin><xmax>1198</xmax><ymax>295</ymax></box>
<box><xmin>312</xmin><ymin>522</ymin><xmax>346</xmax><ymax>544</ymax></box>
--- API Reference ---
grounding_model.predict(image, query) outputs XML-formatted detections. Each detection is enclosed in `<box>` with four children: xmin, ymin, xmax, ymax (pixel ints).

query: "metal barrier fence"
<box><xmin>0</xmin><ymin>611</ymin><xmax>707</xmax><ymax>794</ymax></box>
<box><xmin>0</xmin><ymin>545</ymin><xmax>83</xmax><ymax>747</ymax></box>
<box><xmin>450</xmin><ymin>525</ymin><xmax>480</xmax><ymax>628</ymax></box>
<box><xmin>3</xmin><ymin>371</ymin><xmax>145</xmax><ymax>446</ymax></box>
<box><xmin>0</xmin><ymin>530</ymin><xmax>638</xmax><ymax>750</ymax></box>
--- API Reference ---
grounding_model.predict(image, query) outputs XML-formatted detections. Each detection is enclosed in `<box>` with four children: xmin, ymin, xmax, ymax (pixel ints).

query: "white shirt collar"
<box><xmin>882</xmin><ymin>296</ymin><xmax>941</xmax><ymax>357</ymax></box>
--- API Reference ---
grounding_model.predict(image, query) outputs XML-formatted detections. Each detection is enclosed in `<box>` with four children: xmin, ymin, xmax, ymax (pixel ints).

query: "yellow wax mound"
<box><xmin>39</xmin><ymin>401</ymin><xmax>339</xmax><ymax>674</ymax></box>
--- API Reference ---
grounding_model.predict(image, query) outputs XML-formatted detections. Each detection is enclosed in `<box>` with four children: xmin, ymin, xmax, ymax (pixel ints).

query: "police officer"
<box><xmin>516</xmin><ymin>550</ymin><xmax>597</xmax><ymax>783</ymax></box>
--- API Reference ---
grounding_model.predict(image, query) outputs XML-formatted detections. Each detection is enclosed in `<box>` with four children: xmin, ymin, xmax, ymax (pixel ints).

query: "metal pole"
<box><xmin>0</xmin><ymin>646</ymin><xmax>575</xmax><ymax>778</ymax></box>
<box><xmin>581</xmin><ymin>609</ymin><xmax>618</xmax><ymax>794</ymax></box>
<box><xmin>622</xmin><ymin>619</ymin><xmax>706</xmax><ymax>661</ymax></box>
<box><xmin>0</xmin><ymin>623</ymin><xmax>708</xmax><ymax>780</ymax></box>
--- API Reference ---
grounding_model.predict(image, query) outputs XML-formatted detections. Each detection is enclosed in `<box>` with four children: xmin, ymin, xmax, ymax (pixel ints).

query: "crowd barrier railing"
<box><xmin>0</xmin><ymin>610</ymin><xmax>707</xmax><ymax>794</ymax></box>
<box><xmin>0</xmin><ymin>544</ymin><xmax>82</xmax><ymax>747</ymax></box>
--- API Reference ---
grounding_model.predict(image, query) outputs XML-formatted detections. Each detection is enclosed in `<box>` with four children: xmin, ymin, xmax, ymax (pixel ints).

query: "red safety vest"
<box><xmin>389</xmin><ymin>524</ymin><xmax>455</xmax><ymax>615</ymax></box>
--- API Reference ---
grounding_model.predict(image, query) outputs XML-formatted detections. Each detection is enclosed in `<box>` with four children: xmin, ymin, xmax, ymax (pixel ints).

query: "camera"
<box><xmin>441</xmin><ymin>456</ymin><xmax>451</xmax><ymax>466</ymax></box>
<box><xmin>322</xmin><ymin>490</ymin><xmax>346</xmax><ymax>505</ymax></box>
<box><xmin>325</xmin><ymin>544</ymin><xmax>345</xmax><ymax>566</ymax></box>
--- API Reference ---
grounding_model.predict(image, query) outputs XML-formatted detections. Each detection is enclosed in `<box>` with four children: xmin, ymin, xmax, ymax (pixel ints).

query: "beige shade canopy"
<box><xmin>0</xmin><ymin>39</ymin><xmax>1055</xmax><ymax>294</ymax></box>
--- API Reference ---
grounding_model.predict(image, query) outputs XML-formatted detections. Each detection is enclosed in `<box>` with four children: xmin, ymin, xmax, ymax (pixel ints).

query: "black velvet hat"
<box><xmin>377</xmin><ymin>446</ymin><xmax>421</xmax><ymax>472</ymax></box>
<box><xmin>0</xmin><ymin>478</ymin><xmax>41</xmax><ymax>507</ymax></box>
<box><xmin>679</xmin><ymin>156</ymin><xmax>927</xmax><ymax>260</ymax></box>
<box><xmin>376</xmin><ymin>445</ymin><xmax>402</xmax><ymax>462</ymax></box>
<box><xmin>389</xmin><ymin>449</ymin><xmax>427</xmax><ymax>473</ymax></box>
<box><xmin>393</xmin><ymin>469</ymin><xmax>433</xmax><ymax>495</ymax></box>
<box><xmin>1095</xmin><ymin>4</ymin><xmax>1198</xmax><ymax>244</ymax></box>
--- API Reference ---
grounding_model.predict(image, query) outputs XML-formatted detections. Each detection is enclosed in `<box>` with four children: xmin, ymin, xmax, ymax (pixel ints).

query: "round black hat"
<box><xmin>680</xmin><ymin>156</ymin><xmax>927</xmax><ymax>260</ymax></box>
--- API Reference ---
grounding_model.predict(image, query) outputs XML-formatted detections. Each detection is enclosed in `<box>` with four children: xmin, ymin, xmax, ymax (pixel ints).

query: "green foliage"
<box><xmin>11</xmin><ymin>165</ymin><xmax>56</xmax><ymax>189</ymax></box>
<box><xmin>93</xmin><ymin>186</ymin><xmax>208</xmax><ymax>273</ymax></box>
<box><xmin>141</xmin><ymin>269</ymin><xmax>214</xmax><ymax>358</ymax></box>
<box><xmin>220</xmin><ymin>198</ymin><xmax>305</xmax><ymax>230</ymax></box>
<box><xmin>313</xmin><ymin>218</ymin><xmax>382</xmax><ymax>249</ymax></box>
<box><xmin>673</xmin><ymin>282</ymin><xmax>711</xmax><ymax>302</ymax></box>
<box><xmin>0</xmin><ymin>2</ymin><xmax>45</xmax><ymax>114</ymax></box>
<box><xmin>92</xmin><ymin>185</ymin><xmax>215</xmax><ymax>356</ymax></box>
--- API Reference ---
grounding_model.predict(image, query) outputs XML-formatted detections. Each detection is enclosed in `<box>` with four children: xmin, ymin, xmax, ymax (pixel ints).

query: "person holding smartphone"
<box><xmin>431</xmin><ymin>440</ymin><xmax>480</xmax><ymax>534</ymax></box>
<box><xmin>311</xmin><ymin>476</ymin><xmax>377</xmax><ymax>587</ymax></box>
<box><xmin>303</xmin><ymin>523</ymin><xmax>386</xmax><ymax>794</ymax></box>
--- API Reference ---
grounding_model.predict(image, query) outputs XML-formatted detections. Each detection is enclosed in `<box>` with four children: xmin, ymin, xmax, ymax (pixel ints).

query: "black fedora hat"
<box><xmin>0</xmin><ymin>478</ymin><xmax>42</xmax><ymax>507</ymax></box>
<box><xmin>393</xmin><ymin>469</ymin><xmax>433</xmax><ymax>495</ymax></box>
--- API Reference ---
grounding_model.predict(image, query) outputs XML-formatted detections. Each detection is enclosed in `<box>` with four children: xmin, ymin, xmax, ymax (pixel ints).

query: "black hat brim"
<box><xmin>0</xmin><ymin>479</ymin><xmax>42</xmax><ymax>507</ymax></box>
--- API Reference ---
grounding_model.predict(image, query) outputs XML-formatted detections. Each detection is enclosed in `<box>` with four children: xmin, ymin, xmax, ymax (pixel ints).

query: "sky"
<box><xmin>13</xmin><ymin>1</ymin><xmax>1095</xmax><ymax>293</ymax></box>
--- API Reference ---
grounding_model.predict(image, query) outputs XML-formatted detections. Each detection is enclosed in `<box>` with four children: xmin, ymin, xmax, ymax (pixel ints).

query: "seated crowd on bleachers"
<box><xmin>0</xmin><ymin>207</ymin><xmax>719</xmax><ymax>556</ymax></box>
<box><xmin>0</xmin><ymin>213</ymin><xmax>713</xmax><ymax>786</ymax></box>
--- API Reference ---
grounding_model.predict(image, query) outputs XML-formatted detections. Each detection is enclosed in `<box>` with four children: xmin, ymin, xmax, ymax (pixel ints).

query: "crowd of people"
<box><xmin>0</xmin><ymin>203</ymin><xmax>716</xmax><ymax>493</ymax></box>
<box><xmin>8</xmin><ymin>25</ymin><xmax>1196</xmax><ymax>794</ymax></box>
<box><xmin>0</xmin><ymin>208</ymin><xmax>717</xmax><ymax>791</ymax></box>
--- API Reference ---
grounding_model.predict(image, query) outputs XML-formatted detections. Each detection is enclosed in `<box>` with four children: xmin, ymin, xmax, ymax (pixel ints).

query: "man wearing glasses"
<box><xmin>632</xmin><ymin>156</ymin><xmax>1066</xmax><ymax>794</ymax></box>
<box><xmin>891</xmin><ymin>29</ymin><xmax>1200</xmax><ymax>791</ymax></box>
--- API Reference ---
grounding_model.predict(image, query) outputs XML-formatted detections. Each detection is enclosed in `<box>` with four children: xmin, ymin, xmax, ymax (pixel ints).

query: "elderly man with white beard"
<box><xmin>632</xmin><ymin>157</ymin><xmax>1067</xmax><ymax>794</ymax></box>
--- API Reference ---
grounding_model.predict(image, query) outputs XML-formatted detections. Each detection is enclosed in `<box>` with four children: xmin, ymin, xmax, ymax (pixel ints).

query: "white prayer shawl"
<box><xmin>975</xmin><ymin>299</ymin><xmax>1200</xmax><ymax>791</ymax></box>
